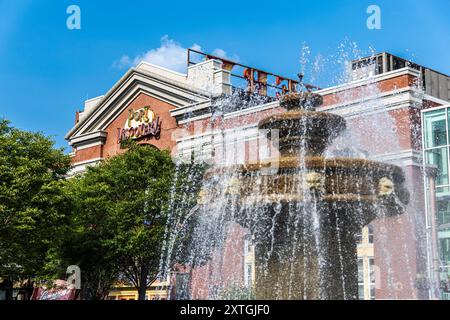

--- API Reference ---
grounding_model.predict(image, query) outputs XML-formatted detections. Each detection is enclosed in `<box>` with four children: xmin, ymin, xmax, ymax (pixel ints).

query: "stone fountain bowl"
<box><xmin>280</xmin><ymin>92</ymin><xmax>323</xmax><ymax>111</ymax></box>
<box><xmin>194</xmin><ymin>91</ymin><xmax>411</xmax><ymax>300</ymax></box>
<box><xmin>201</xmin><ymin>156</ymin><xmax>409</xmax><ymax>226</ymax></box>
<box><xmin>199</xmin><ymin>92</ymin><xmax>409</xmax><ymax>227</ymax></box>
<box><xmin>258</xmin><ymin>110</ymin><xmax>347</xmax><ymax>156</ymax></box>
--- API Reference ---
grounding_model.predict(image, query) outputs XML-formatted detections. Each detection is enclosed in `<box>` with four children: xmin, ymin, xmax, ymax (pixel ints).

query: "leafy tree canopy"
<box><xmin>60</xmin><ymin>143</ymin><xmax>206</xmax><ymax>299</ymax></box>
<box><xmin>0</xmin><ymin>119</ymin><xmax>71</xmax><ymax>280</ymax></box>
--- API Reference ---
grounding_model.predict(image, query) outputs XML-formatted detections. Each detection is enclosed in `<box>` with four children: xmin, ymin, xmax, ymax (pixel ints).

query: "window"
<box><xmin>439</xmin><ymin>229</ymin><xmax>450</xmax><ymax>267</ymax></box>
<box><xmin>357</xmin><ymin>258</ymin><xmax>364</xmax><ymax>299</ymax></box>
<box><xmin>244</xmin><ymin>263</ymin><xmax>253</xmax><ymax>288</ymax></box>
<box><xmin>357</xmin><ymin>257</ymin><xmax>376</xmax><ymax>300</ymax></box>
<box><xmin>355</xmin><ymin>232</ymin><xmax>363</xmax><ymax>245</ymax></box>
<box><xmin>369</xmin><ymin>258</ymin><xmax>376</xmax><ymax>300</ymax></box>
<box><xmin>438</xmin><ymin>200</ymin><xmax>450</xmax><ymax>226</ymax></box>
<box><xmin>244</xmin><ymin>235</ymin><xmax>253</xmax><ymax>256</ymax></box>
<box><xmin>426</xmin><ymin>148</ymin><xmax>449</xmax><ymax>187</ymax></box>
<box><xmin>356</xmin><ymin>225</ymin><xmax>373</xmax><ymax>245</ymax></box>
<box><xmin>424</xmin><ymin>109</ymin><xmax>447</xmax><ymax>148</ymax></box>
<box><xmin>424</xmin><ymin>109</ymin><xmax>449</xmax><ymax>189</ymax></box>
<box><xmin>368</xmin><ymin>224</ymin><xmax>374</xmax><ymax>244</ymax></box>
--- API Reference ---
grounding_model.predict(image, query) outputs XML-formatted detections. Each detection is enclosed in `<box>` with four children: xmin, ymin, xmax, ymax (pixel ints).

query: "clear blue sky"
<box><xmin>0</xmin><ymin>0</ymin><xmax>449</xmax><ymax>150</ymax></box>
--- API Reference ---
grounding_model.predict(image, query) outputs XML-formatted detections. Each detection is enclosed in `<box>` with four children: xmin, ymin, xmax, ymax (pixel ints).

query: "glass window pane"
<box><xmin>355</xmin><ymin>231</ymin><xmax>363</xmax><ymax>245</ymax></box>
<box><xmin>368</xmin><ymin>224</ymin><xmax>374</xmax><ymax>244</ymax></box>
<box><xmin>436</xmin><ymin>186</ymin><xmax>450</xmax><ymax>198</ymax></box>
<box><xmin>426</xmin><ymin>148</ymin><xmax>449</xmax><ymax>186</ymax></box>
<box><xmin>369</xmin><ymin>258</ymin><xmax>376</xmax><ymax>283</ymax></box>
<box><xmin>424</xmin><ymin>109</ymin><xmax>447</xmax><ymax>148</ymax></box>
<box><xmin>447</xmin><ymin>108</ymin><xmax>450</xmax><ymax>135</ymax></box>
<box><xmin>358</xmin><ymin>285</ymin><xmax>365</xmax><ymax>300</ymax></box>
<box><xmin>437</xmin><ymin>200</ymin><xmax>450</xmax><ymax>226</ymax></box>
<box><xmin>244</xmin><ymin>263</ymin><xmax>253</xmax><ymax>287</ymax></box>
<box><xmin>358</xmin><ymin>259</ymin><xmax>364</xmax><ymax>283</ymax></box>
<box><xmin>438</xmin><ymin>228</ymin><xmax>450</xmax><ymax>267</ymax></box>
<box><xmin>439</xmin><ymin>228</ymin><xmax>450</xmax><ymax>291</ymax></box>
<box><xmin>370</xmin><ymin>285</ymin><xmax>376</xmax><ymax>300</ymax></box>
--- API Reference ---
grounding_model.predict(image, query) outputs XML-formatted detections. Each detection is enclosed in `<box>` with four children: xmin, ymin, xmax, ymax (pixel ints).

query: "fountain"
<box><xmin>196</xmin><ymin>91</ymin><xmax>410</xmax><ymax>300</ymax></box>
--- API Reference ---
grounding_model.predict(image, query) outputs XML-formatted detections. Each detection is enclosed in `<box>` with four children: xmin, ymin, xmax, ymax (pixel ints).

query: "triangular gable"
<box><xmin>66</xmin><ymin>67</ymin><xmax>211</xmax><ymax>143</ymax></box>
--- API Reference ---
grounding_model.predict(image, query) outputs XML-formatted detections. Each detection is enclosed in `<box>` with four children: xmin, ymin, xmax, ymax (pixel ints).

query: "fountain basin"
<box><xmin>259</xmin><ymin>111</ymin><xmax>347</xmax><ymax>156</ymax></box>
<box><xmin>202</xmin><ymin>155</ymin><xmax>409</xmax><ymax>225</ymax></box>
<box><xmin>279</xmin><ymin>92</ymin><xmax>323</xmax><ymax>110</ymax></box>
<box><xmin>192</xmin><ymin>92</ymin><xmax>409</xmax><ymax>300</ymax></box>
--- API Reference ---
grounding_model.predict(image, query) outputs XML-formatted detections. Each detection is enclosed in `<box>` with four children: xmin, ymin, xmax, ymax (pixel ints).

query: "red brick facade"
<box><xmin>68</xmin><ymin>67</ymin><xmax>440</xmax><ymax>300</ymax></box>
<box><xmin>71</xmin><ymin>93</ymin><xmax>179</xmax><ymax>165</ymax></box>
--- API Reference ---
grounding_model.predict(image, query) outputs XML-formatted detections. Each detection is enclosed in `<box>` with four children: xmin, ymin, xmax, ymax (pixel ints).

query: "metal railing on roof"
<box><xmin>187</xmin><ymin>48</ymin><xmax>321</xmax><ymax>98</ymax></box>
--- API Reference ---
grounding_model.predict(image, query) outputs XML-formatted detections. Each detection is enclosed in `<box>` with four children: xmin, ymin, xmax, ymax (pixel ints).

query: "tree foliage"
<box><xmin>60</xmin><ymin>144</ymin><xmax>206</xmax><ymax>300</ymax></box>
<box><xmin>0</xmin><ymin>120</ymin><xmax>207</xmax><ymax>300</ymax></box>
<box><xmin>0</xmin><ymin>119</ymin><xmax>71</xmax><ymax>281</ymax></box>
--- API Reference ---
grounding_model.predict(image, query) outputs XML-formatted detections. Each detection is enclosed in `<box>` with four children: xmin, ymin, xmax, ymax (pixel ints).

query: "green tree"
<box><xmin>52</xmin><ymin>176</ymin><xmax>120</xmax><ymax>300</ymax></box>
<box><xmin>0</xmin><ymin>119</ymin><xmax>71</xmax><ymax>288</ymax></box>
<box><xmin>64</xmin><ymin>144</ymin><xmax>205</xmax><ymax>300</ymax></box>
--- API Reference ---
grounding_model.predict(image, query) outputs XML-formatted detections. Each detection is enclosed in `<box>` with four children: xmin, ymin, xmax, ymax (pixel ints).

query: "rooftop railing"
<box><xmin>187</xmin><ymin>48</ymin><xmax>321</xmax><ymax>99</ymax></box>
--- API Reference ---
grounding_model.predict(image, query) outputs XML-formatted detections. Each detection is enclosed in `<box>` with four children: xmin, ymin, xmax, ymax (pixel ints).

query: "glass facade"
<box><xmin>423</xmin><ymin>107</ymin><xmax>450</xmax><ymax>297</ymax></box>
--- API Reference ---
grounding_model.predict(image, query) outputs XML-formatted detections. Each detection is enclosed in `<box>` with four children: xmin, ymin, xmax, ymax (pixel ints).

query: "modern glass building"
<box><xmin>423</xmin><ymin>105</ymin><xmax>450</xmax><ymax>300</ymax></box>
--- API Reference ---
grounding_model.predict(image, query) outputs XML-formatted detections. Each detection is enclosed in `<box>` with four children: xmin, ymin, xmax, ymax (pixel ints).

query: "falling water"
<box><xmin>160</xmin><ymin>41</ymin><xmax>422</xmax><ymax>300</ymax></box>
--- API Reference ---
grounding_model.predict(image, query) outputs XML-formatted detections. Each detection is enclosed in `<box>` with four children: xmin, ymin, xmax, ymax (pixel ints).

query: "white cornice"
<box><xmin>176</xmin><ymin>123</ymin><xmax>259</xmax><ymax>144</ymax></box>
<box><xmin>170</xmin><ymin>100</ymin><xmax>212</xmax><ymax>118</ymax></box>
<box><xmin>317</xmin><ymin>67</ymin><xmax>420</xmax><ymax>97</ymax></box>
<box><xmin>84</xmin><ymin>95</ymin><xmax>105</xmax><ymax>105</ymax></box>
<box><xmin>223</xmin><ymin>101</ymin><xmax>279</xmax><ymax>120</ymax></box>
<box><xmin>318</xmin><ymin>87</ymin><xmax>424</xmax><ymax>118</ymax></box>
<box><xmin>75</xmin><ymin>140</ymin><xmax>105</xmax><ymax>151</ymax></box>
<box><xmin>177</xmin><ymin>113</ymin><xmax>212</xmax><ymax>125</ymax></box>
<box><xmin>69</xmin><ymin>131</ymin><xmax>107</xmax><ymax>148</ymax></box>
<box><xmin>67</xmin><ymin>158</ymin><xmax>104</xmax><ymax>177</ymax></box>
<box><xmin>71</xmin><ymin>157</ymin><xmax>105</xmax><ymax>167</ymax></box>
<box><xmin>370</xmin><ymin>149</ymin><xmax>423</xmax><ymax>167</ymax></box>
<box><xmin>423</xmin><ymin>94</ymin><xmax>449</xmax><ymax>106</ymax></box>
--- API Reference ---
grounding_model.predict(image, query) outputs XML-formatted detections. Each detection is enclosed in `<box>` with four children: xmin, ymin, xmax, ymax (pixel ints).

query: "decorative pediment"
<box><xmin>66</xmin><ymin>67</ymin><xmax>211</xmax><ymax>145</ymax></box>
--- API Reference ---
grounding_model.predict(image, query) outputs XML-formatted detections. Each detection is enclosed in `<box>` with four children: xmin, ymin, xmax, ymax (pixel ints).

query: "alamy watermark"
<box><xmin>367</xmin><ymin>5</ymin><xmax>381</xmax><ymax>30</ymax></box>
<box><xmin>66</xmin><ymin>5</ymin><xmax>81</xmax><ymax>30</ymax></box>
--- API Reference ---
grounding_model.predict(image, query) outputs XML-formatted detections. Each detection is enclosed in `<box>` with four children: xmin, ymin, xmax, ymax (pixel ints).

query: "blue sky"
<box><xmin>0</xmin><ymin>0</ymin><xmax>449</xmax><ymax>150</ymax></box>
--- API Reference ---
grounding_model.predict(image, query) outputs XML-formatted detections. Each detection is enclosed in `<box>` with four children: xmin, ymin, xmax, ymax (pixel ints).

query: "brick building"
<box><xmin>66</xmin><ymin>50</ymin><xmax>450</xmax><ymax>299</ymax></box>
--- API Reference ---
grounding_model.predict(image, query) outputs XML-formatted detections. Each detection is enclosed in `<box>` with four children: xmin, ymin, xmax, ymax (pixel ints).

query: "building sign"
<box><xmin>117</xmin><ymin>106</ymin><xmax>162</xmax><ymax>144</ymax></box>
<box><xmin>32</xmin><ymin>287</ymin><xmax>77</xmax><ymax>300</ymax></box>
<box><xmin>31</xmin><ymin>280</ymin><xmax>78</xmax><ymax>300</ymax></box>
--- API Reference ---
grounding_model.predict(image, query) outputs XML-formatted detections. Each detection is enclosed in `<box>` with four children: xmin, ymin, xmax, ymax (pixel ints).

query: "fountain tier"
<box><xmin>197</xmin><ymin>92</ymin><xmax>409</xmax><ymax>300</ymax></box>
